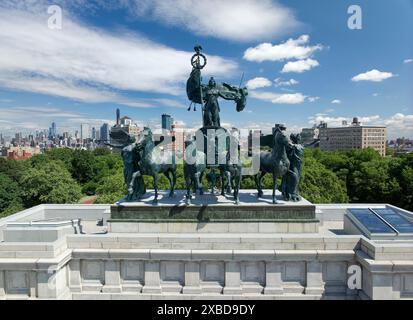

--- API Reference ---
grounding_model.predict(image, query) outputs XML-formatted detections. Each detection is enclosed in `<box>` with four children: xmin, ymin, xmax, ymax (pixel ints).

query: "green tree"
<box><xmin>0</xmin><ymin>173</ymin><xmax>24</xmax><ymax>217</ymax></box>
<box><xmin>20</xmin><ymin>161</ymin><xmax>82</xmax><ymax>207</ymax></box>
<box><xmin>350</xmin><ymin>158</ymin><xmax>402</xmax><ymax>203</ymax></box>
<box><xmin>399</xmin><ymin>166</ymin><xmax>413</xmax><ymax>210</ymax></box>
<box><xmin>0</xmin><ymin>158</ymin><xmax>29</xmax><ymax>183</ymax></box>
<box><xmin>45</xmin><ymin>148</ymin><xmax>75</xmax><ymax>171</ymax></box>
<box><xmin>95</xmin><ymin>172</ymin><xmax>127</xmax><ymax>204</ymax></box>
<box><xmin>71</xmin><ymin>150</ymin><xmax>97</xmax><ymax>184</ymax></box>
<box><xmin>299</xmin><ymin>157</ymin><xmax>348</xmax><ymax>203</ymax></box>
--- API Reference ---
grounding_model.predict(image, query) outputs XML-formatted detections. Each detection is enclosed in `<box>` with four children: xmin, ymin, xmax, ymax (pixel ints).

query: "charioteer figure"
<box><xmin>186</xmin><ymin>45</ymin><xmax>248</xmax><ymax>128</ymax></box>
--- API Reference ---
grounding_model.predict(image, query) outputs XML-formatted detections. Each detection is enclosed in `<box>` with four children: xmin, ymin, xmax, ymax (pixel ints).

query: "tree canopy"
<box><xmin>0</xmin><ymin>147</ymin><xmax>412</xmax><ymax>217</ymax></box>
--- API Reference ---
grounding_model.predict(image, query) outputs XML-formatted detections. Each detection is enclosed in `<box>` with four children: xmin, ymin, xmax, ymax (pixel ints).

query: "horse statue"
<box><xmin>200</xmin><ymin>130</ymin><xmax>243</xmax><ymax>204</ymax></box>
<box><xmin>131</xmin><ymin>128</ymin><xmax>177</xmax><ymax>203</ymax></box>
<box><xmin>183</xmin><ymin>138</ymin><xmax>207</xmax><ymax>203</ymax></box>
<box><xmin>218</xmin><ymin>154</ymin><xmax>242</xmax><ymax>204</ymax></box>
<box><xmin>255</xmin><ymin>124</ymin><xmax>292</xmax><ymax>204</ymax></box>
<box><xmin>108</xmin><ymin>129</ymin><xmax>146</xmax><ymax>201</ymax></box>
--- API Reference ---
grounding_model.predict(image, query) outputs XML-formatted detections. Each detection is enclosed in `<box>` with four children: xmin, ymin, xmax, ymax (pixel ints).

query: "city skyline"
<box><xmin>0</xmin><ymin>0</ymin><xmax>412</xmax><ymax>139</ymax></box>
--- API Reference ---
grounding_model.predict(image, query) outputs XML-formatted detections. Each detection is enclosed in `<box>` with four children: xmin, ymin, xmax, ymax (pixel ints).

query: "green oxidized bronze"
<box><xmin>186</xmin><ymin>45</ymin><xmax>248</xmax><ymax>127</ymax></box>
<box><xmin>282</xmin><ymin>133</ymin><xmax>304</xmax><ymax>202</ymax></box>
<box><xmin>113</xmin><ymin>44</ymin><xmax>305</xmax><ymax>205</ymax></box>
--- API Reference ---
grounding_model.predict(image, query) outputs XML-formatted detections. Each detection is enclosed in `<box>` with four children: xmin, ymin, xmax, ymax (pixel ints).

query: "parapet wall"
<box><xmin>1</xmin><ymin>204</ymin><xmax>413</xmax><ymax>300</ymax></box>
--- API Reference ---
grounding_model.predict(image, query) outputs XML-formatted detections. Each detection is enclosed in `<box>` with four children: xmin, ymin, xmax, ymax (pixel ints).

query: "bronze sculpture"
<box><xmin>255</xmin><ymin>124</ymin><xmax>292</xmax><ymax>204</ymax></box>
<box><xmin>186</xmin><ymin>46</ymin><xmax>248</xmax><ymax>128</ymax></box>
<box><xmin>113</xmin><ymin>44</ymin><xmax>305</xmax><ymax>205</ymax></box>
<box><xmin>282</xmin><ymin>133</ymin><xmax>304</xmax><ymax>202</ymax></box>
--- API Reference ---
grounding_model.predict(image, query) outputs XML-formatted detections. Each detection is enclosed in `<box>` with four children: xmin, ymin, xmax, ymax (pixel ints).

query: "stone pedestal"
<box><xmin>109</xmin><ymin>190</ymin><xmax>318</xmax><ymax>234</ymax></box>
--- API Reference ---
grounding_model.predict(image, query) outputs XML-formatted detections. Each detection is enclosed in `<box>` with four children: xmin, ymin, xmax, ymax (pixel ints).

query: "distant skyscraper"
<box><xmin>92</xmin><ymin>127</ymin><xmax>97</xmax><ymax>140</ymax></box>
<box><xmin>80</xmin><ymin>124</ymin><xmax>90</xmax><ymax>142</ymax></box>
<box><xmin>162</xmin><ymin>114</ymin><xmax>173</xmax><ymax>131</ymax></box>
<box><xmin>116</xmin><ymin>108</ymin><xmax>120</xmax><ymax>126</ymax></box>
<box><xmin>48</xmin><ymin>122</ymin><xmax>57</xmax><ymax>140</ymax></box>
<box><xmin>100</xmin><ymin>123</ymin><xmax>110</xmax><ymax>142</ymax></box>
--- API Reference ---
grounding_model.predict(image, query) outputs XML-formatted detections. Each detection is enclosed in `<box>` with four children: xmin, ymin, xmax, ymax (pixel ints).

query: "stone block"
<box><xmin>233</xmin><ymin>250</ymin><xmax>275</xmax><ymax>261</ymax></box>
<box><xmin>109</xmin><ymin>249</ymin><xmax>150</xmax><ymax>260</ymax></box>
<box><xmin>258</xmin><ymin>222</ymin><xmax>288</xmax><ymax>233</ymax></box>
<box><xmin>191</xmin><ymin>250</ymin><xmax>233</xmax><ymax>261</ymax></box>
<box><xmin>240</xmin><ymin>261</ymin><xmax>265</xmax><ymax>288</ymax></box>
<box><xmin>199</xmin><ymin>236</ymin><xmax>240</xmax><ymax>243</ymax></box>
<box><xmin>159</xmin><ymin>235</ymin><xmax>199</xmax><ymax>243</ymax></box>
<box><xmin>228</xmin><ymin>223</ymin><xmax>259</xmax><ymax>233</ymax></box>
<box><xmin>150</xmin><ymin>249</ymin><xmax>191</xmax><ymax>261</ymax></box>
<box><xmin>5</xmin><ymin>271</ymin><xmax>29</xmax><ymax>296</ymax></box>
<box><xmin>287</xmin><ymin>223</ymin><xmax>304</xmax><ymax>233</ymax></box>
<box><xmin>167</xmin><ymin>223</ymin><xmax>199</xmax><ymax>233</ymax></box>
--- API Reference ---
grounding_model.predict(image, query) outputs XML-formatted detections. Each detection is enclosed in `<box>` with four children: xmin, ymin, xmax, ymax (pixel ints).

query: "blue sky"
<box><xmin>0</xmin><ymin>0</ymin><xmax>412</xmax><ymax>138</ymax></box>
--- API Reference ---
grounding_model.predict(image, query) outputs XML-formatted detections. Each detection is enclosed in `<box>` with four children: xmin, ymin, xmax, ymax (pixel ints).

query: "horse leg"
<box><xmin>128</xmin><ymin>171</ymin><xmax>141</xmax><ymax>201</ymax></box>
<box><xmin>227</xmin><ymin>170</ymin><xmax>232</xmax><ymax>194</ymax></box>
<box><xmin>222</xmin><ymin>168</ymin><xmax>231</xmax><ymax>195</ymax></box>
<box><xmin>195</xmin><ymin>172</ymin><xmax>202</xmax><ymax>196</ymax></box>
<box><xmin>171</xmin><ymin>168</ymin><xmax>177</xmax><ymax>197</ymax></box>
<box><xmin>153</xmin><ymin>174</ymin><xmax>158</xmax><ymax>203</ymax></box>
<box><xmin>185</xmin><ymin>172</ymin><xmax>192</xmax><ymax>203</ymax></box>
<box><xmin>255</xmin><ymin>173</ymin><xmax>261</xmax><ymax>198</ymax></box>
<box><xmin>220</xmin><ymin>167</ymin><xmax>226</xmax><ymax>196</ymax></box>
<box><xmin>209</xmin><ymin>169</ymin><xmax>216</xmax><ymax>194</ymax></box>
<box><xmin>198</xmin><ymin>171</ymin><xmax>204</xmax><ymax>195</ymax></box>
<box><xmin>185</xmin><ymin>177</ymin><xmax>192</xmax><ymax>200</ymax></box>
<box><xmin>256</xmin><ymin>172</ymin><xmax>265</xmax><ymax>198</ymax></box>
<box><xmin>272</xmin><ymin>174</ymin><xmax>278</xmax><ymax>204</ymax></box>
<box><xmin>163</xmin><ymin>171</ymin><xmax>173</xmax><ymax>197</ymax></box>
<box><xmin>233</xmin><ymin>172</ymin><xmax>240</xmax><ymax>205</ymax></box>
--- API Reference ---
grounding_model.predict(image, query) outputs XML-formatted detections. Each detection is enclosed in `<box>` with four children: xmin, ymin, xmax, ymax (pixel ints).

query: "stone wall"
<box><xmin>1</xmin><ymin>204</ymin><xmax>413</xmax><ymax>300</ymax></box>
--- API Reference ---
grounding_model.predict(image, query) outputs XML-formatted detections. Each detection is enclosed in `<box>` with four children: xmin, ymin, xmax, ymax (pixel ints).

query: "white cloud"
<box><xmin>404</xmin><ymin>59</ymin><xmax>412</xmax><ymax>64</ymax></box>
<box><xmin>351</xmin><ymin>69</ymin><xmax>394</xmax><ymax>82</ymax></box>
<box><xmin>0</xmin><ymin>6</ymin><xmax>237</xmax><ymax>107</ymax></box>
<box><xmin>114</xmin><ymin>0</ymin><xmax>300</xmax><ymax>42</ymax></box>
<box><xmin>383</xmin><ymin>114</ymin><xmax>413</xmax><ymax>138</ymax></box>
<box><xmin>274</xmin><ymin>78</ymin><xmax>299</xmax><ymax>87</ymax></box>
<box><xmin>281</xmin><ymin>59</ymin><xmax>319</xmax><ymax>73</ymax></box>
<box><xmin>308</xmin><ymin>96</ymin><xmax>320</xmax><ymax>102</ymax></box>
<box><xmin>250</xmin><ymin>91</ymin><xmax>306</xmax><ymax>104</ymax></box>
<box><xmin>331</xmin><ymin>99</ymin><xmax>341</xmax><ymax>104</ymax></box>
<box><xmin>244</xmin><ymin>35</ymin><xmax>322</xmax><ymax>62</ymax></box>
<box><xmin>372</xmin><ymin>93</ymin><xmax>379</xmax><ymax>97</ymax></box>
<box><xmin>246</xmin><ymin>77</ymin><xmax>272</xmax><ymax>90</ymax></box>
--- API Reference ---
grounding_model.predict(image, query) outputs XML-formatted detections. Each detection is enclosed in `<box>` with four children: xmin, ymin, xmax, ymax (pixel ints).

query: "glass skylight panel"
<box><xmin>348</xmin><ymin>209</ymin><xmax>395</xmax><ymax>234</ymax></box>
<box><xmin>372</xmin><ymin>208</ymin><xmax>413</xmax><ymax>234</ymax></box>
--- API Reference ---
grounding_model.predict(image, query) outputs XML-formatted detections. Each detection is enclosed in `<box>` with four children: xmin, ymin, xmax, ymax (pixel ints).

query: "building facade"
<box><xmin>1</xmin><ymin>200</ymin><xmax>413</xmax><ymax>300</ymax></box>
<box><xmin>319</xmin><ymin>118</ymin><xmax>387</xmax><ymax>156</ymax></box>
<box><xmin>162</xmin><ymin>114</ymin><xmax>173</xmax><ymax>132</ymax></box>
